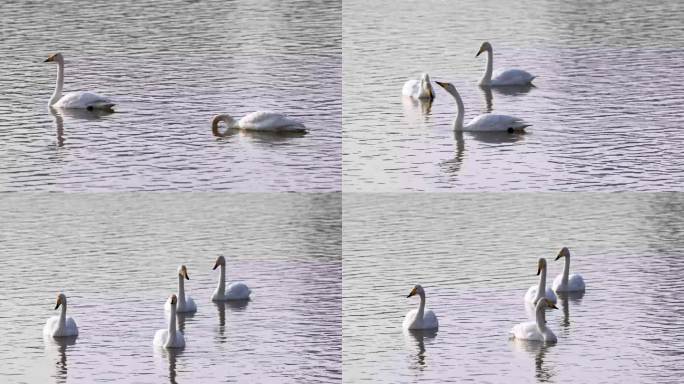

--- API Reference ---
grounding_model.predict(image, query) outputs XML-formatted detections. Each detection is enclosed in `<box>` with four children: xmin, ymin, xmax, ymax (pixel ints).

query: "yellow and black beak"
<box><xmin>54</xmin><ymin>296</ymin><xmax>62</xmax><ymax>310</ymax></box>
<box><xmin>212</xmin><ymin>261</ymin><xmax>219</xmax><ymax>270</ymax></box>
<box><xmin>170</xmin><ymin>295</ymin><xmax>177</xmax><ymax>305</ymax></box>
<box><xmin>536</xmin><ymin>263</ymin><xmax>542</xmax><ymax>276</ymax></box>
<box><xmin>44</xmin><ymin>57</ymin><xmax>52</xmax><ymax>63</ymax></box>
<box><xmin>185</xmin><ymin>271</ymin><xmax>190</xmax><ymax>280</ymax></box>
<box><xmin>435</xmin><ymin>81</ymin><xmax>448</xmax><ymax>89</ymax></box>
<box><xmin>476</xmin><ymin>46</ymin><xmax>487</xmax><ymax>57</ymax></box>
<box><xmin>555</xmin><ymin>253</ymin><xmax>562</xmax><ymax>261</ymax></box>
<box><xmin>406</xmin><ymin>287</ymin><xmax>417</xmax><ymax>298</ymax></box>
<box><xmin>549</xmin><ymin>303</ymin><xmax>558</xmax><ymax>309</ymax></box>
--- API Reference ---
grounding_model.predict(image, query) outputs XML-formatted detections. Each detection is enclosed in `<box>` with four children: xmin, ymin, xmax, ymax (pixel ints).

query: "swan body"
<box><xmin>211</xmin><ymin>255</ymin><xmax>251</xmax><ymax>301</ymax></box>
<box><xmin>435</xmin><ymin>81</ymin><xmax>530</xmax><ymax>132</ymax></box>
<box><xmin>43</xmin><ymin>293</ymin><xmax>79</xmax><ymax>337</ymax></box>
<box><xmin>476</xmin><ymin>42</ymin><xmax>535</xmax><ymax>86</ymax></box>
<box><xmin>511</xmin><ymin>298</ymin><xmax>558</xmax><ymax>342</ymax></box>
<box><xmin>525</xmin><ymin>258</ymin><xmax>558</xmax><ymax>305</ymax></box>
<box><xmin>154</xmin><ymin>295</ymin><xmax>186</xmax><ymax>349</ymax></box>
<box><xmin>212</xmin><ymin>112</ymin><xmax>306</xmax><ymax>136</ymax></box>
<box><xmin>552</xmin><ymin>247</ymin><xmax>586</xmax><ymax>292</ymax></box>
<box><xmin>403</xmin><ymin>284</ymin><xmax>439</xmax><ymax>330</ymax></box>
<box><xmin>44</xmin><ymin>53</ymin><xmax>115</xmax><ymax>110</ymax></box>
<box><xmin>164</xmin><ymin>265</ymin><xmax>197</xmax><ymax>313</ymax></box>
<box><xmin>402</xmin><ymin>73</ymin><xmax>435</xmax><ymax>100</ymax></box>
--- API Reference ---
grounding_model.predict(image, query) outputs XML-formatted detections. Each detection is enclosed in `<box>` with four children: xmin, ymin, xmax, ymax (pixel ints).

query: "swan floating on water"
<box><xmin>511</xmin><ymin>297</ymin><xmax>558</xmax><ymax>342</ymax></box>
<box><xmin>525</xmin><ymin>258</ymin><xmax>558</xmax><ymax>305</ymax></box>
<box><xmin>552</xmin><ymin>247</ymin><xmax>586</xmax><ymax>292</ymax></box>
<box><xmin>154</xmin><ymin>295</ymin><xmax>186</xmax><ymax>349</ymax></box>
<box><xmin>211</xmin><ymin>255</ymin><xmax>251</xmax><ymax>301</ymax></box>
<box><xmin>164</xmin><ymin>265</ymin><xmax>197</xmax><ymax>313</ymax></box>
<box><xmin>44</xmin><ymin>293</ymin><xmax>79</xmax><ymax>337</ymax></box>
<box><xmin>403</xmin><ymin>284</ymin><xmax>439</xmax><ymax>330</ymax></box>
<box><xmin>43</xmin><ymin>53</ymin><xmax>115</xmax><ymax>111</ymax></box>
<box><xmin>402</xmin><ymin>73</ymin><xmax>435</xmax><ymax>100</ymax></box>
<box><xmin>476</xmin><ymin>42</ymin><xmax>536</xmax><ymax>87</ymax></box>
<box><xmin>435</xmin><ymin>81</ymin><xmax>530</xmax><ymax>132</ymax></box>
<box><xmin>211</xmin><ymin>112</ymin><xmax>306</xmax><ymax>136</ymax></box>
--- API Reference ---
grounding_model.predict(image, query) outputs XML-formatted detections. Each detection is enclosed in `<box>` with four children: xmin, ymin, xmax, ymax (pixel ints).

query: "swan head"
<box><xmin>213</xmin><ymin>255</ymin><xmax>226</xmax><ymax>270</ymax></box>
<box><xmin>44</xmin><ymin>53</ymin><xmax>64</xmax><ymax>63</ymax></box>
<box><xmin>536</xmin><ymin>258</ymin><xmax>547</xmax><ymax>275</ymax></box>
<box><xmin>406</xmin><ymin>284</ymin><xmax>425</xmax><ymax>298</ymax></box>
<box><xmin>434</xmin><ymin>81</ymin><xmax>459</xmax><ymax>97</ymax></box>
<box><xmin>476</xmin><ymin>42</ymin><xmax>492</xmax><ymax>57</ymax></box>
<box><xmin>211</xmin><ymin>114</ymin><xmax>236</xmax><ymax>137</ymax></box>
<box><xmin>178</xmin><ymin>265</ymin><xmax>190</xmax><ymax>280</ymax></box>
<box><xmin>536</xmin><ymin>297</ymin><xmax>558</xmax><ymax>310</ymax></box>
<box><xmin>169</xmin><ymin>294</ymin><xmax>178</xmax><ymax>306</ymax></box>
<box><xmin>419</xmin><ymin>73</ymin><xmax>435</xmax><ymax>99</ymax></box>
<box><xmin>555</xmin><ymin>247</ymin><xmax>570</xmax><ymax>261</ymax></box>
<box><xmin>54</xmin><ymin>293</ymin><xmax>67</xmax><ymax>309</ymax></box>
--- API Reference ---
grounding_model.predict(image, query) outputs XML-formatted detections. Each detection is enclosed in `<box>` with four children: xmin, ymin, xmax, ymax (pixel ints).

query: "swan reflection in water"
<box><xmin>440</xmin><ymin>129</ymin><xmax>525</xmax><ymax>177</ymax></box>
<box><xmin>43</xmin><ymin>334</ymin><xmax>77</xmax><ymax>384</ymax></box>
<box><xmin>557</xmin><ymin>291</ymin><xmax>585</xmax><ymax>328</ymax></box>
<box><xmin>48</xmin><ymin>107</ymin><xmax>114</xmax><ymax>147</ymax></box>
<box><xmin>214</xmin><ymin>300</ymin><xmax>250</xmax><ymax>343</ymax></box>
<box><xmin>480</xmin><ymin>84</ymin><xmax>535</xmax><ymax>112</ymax></box>
<box><xmin>402</xmin><ymin>96</ymin><xmax>434</xmax><ymax>118</ymax></box>
<box><xmin>155</xmin><ymin>346</ymin><xmax>184</xmax><ymax>384</ymax></box>
<box><xmin>403</xmin><ymin>328</ymin><xmax>438</xmax><ymax>370</ymax></box>
<box><xmin>512</xmin><ymin>338</ymin><xmax>557</xmax><ymax>383</ymax></box>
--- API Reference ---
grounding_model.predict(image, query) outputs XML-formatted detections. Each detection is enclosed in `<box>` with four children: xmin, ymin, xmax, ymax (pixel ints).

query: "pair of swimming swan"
<box><xmin>44</xmin><ymin>53</ymin><xmax>306</xmax><ymax>133</ymax></box>
<box><xmin>403</xmin><ymin>42</ymin><xmax>533</xmax><ymax>132</ymax></box>
<box><xmin>514</xmin><ymin>247</ymin><xmax>586</xmax><ymax>343</ymax></box>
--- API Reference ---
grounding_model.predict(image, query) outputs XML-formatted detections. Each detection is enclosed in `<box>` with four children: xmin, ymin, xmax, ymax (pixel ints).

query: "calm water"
<box><xmin>343</xmin><ymin>0</ymin><xmax>684</xmax><ymax>191</ymax></box>
<box><xmin>0</xmin><ymin>0</ymin><xmax>341</xmax><ymax>191</ymax></box>
<box><xmin>0</xmin><ymin>193</ymin><xmax>341</xmax><ymax>383</ymax></box>
<box><xmin>343</xmin><ymin>193</ymin><xmax>684</xmax><ymax>383</ymax></box>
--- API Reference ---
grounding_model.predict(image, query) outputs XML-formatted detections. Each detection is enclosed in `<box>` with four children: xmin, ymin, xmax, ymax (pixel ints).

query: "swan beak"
<box><xmin>406</xmin><ymin>287</ymin><xmax>417</xmax><ymax>298</ymax></box>
<box><xmin>536</xmin><ymin>265</ymin><xmax>541</xmax><ymax>276</ymax></box>
<box><xmin>435</xmin><ymin>81</ymin><xmax>447</xmax><ymax>89</ymax></box>
<box><xmin>212</xmin><ymin>262</ymin><xmax>219</xmax><ymax>270</ymax></box>
<box><xmin>43</xmin><ymin>57</ymin><xmax>52</xmax><ymax>62</ymax></box>
<box><xmin>476</xmin><ymin>47</ymin><xmax>485</xmax><ymax>57</ymax></box>
<box><xmin>185</xmin><ymin>271</ymin><xmax>190</xmax><ymax>280</ymax></box>
<box><xmin>54</xmin><ymin>296</ymin><xmax>62</xmax><ymax>310</ymax></box>
<box><xmin>555</xmin><ymin>253</ymin><xmax>562</xmax><ymax>261</ymax></box>
<box><xmin>549</xmin><ymin>303</ymin><xmax>558</xmax><ymax>309</ymax></box>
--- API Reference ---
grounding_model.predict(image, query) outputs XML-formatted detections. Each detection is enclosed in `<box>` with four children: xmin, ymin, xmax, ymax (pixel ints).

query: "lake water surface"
<box><xmin>0</xmin><ymin>0</ymin><xmax>341</xmax><ymax>191</ymax></box>
<box><xmin>343</xmin><ymin>0</ymin><xmax>684</xmax><ymax>191</ymax></box>
<box><xmin>343</xmin><ymin>193</ymin><xmax>684</xmax><ymax>383</ymax></box>
<box><xmin>0</xmin><ymin>193</ymin><xmax>341</xmax><ymax>383</ymax></box>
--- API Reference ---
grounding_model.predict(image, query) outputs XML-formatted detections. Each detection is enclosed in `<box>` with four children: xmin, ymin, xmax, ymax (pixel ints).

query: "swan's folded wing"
<box><xmin>240</xmin><ymin>111</ymin><xmax>304</xmax><ymax>131</ymax></box>
<box><xmin>402</xmin><ymin>79</ymin><xmax>420</xmax><ymax>97</ymax></box>
<box><xmin>492</xmin><ymin>68</ymin><xmax>535</xmax><ymax>85</ymax></box>
<box><xmin>57</xmin><ymin>91</ymin><xmax>114</xmax><ymax>109</ymax></box>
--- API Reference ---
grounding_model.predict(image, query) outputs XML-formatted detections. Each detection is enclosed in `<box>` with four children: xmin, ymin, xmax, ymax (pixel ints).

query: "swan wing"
<box><xmin>402</xmin><ymin>79</ymin><xmax>420</xmax><ymax>97</ymax></box>
<box><xmin>491</xmin><ymin>68</ymin><xmax>535</xmax><ymax>86</ymax></box>
<box><xmin>422</xmin><ymin>309</ymin><xmax>439</xmax><ymax>329</ymax></box>
<box><xmin>511</xmin><ymin>321</ymin><xmax>543</xmax><ymax>341</ymax></box>
<box><xmin>465</xmin><ymin>113</ymin><xmax>530</xmax><ymax>132</ymax></box>
<box><xmin>43</xmin><ymin>316</ymin><xmax>59</xmax><ymax>335</ymax></box>
<box><xmin>182</xmin><ymin>296</ymin><xmax>197</xmax><ymax>312</ymax></box>
<box><xmin>402</xmin><ymin>308</ymin><xmax>418</xmax><ymax>330</ymax></box>
<box><xmin>54</xmin><ymin>91</ymin><xmax>115</xmax><ymax>110</ymax></box>
<box><xmin>65</xmin><ymin>317</ymin><xmax>79</xmax><ymax>336</ymax></box>
<box><xmin>567</xmin><ymin>274</ymin><xmax>586</xmax><ymax>291</ymax></box>
<box><xmin>238</xmin><ymin>111</ymin><xmax>306</xmax><ymax>132</ymax></box>
<box><xmin>153</xmin><ymin>329</ymin><xmax>168</xmax><ymax>346</ymax></box>
<box><xmin>225</xmin><ymin>282</ymin><xmax>251</xmax><ymax>300</ymax></box>
<box><xmin>524</xmin><ymin>285</ymin><xmax>538</xmax><ymax>303</ymax></box>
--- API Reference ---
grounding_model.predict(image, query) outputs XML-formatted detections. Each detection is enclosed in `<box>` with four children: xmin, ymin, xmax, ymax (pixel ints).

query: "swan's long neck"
<box><xmin>50</xmin><ymin>59</ymin><xmax>65</xmax><ymax>106</ymax></box>
<box><xmin>178</xmin><ymin>275</ymin><xmax>186</xmax><ymax>306</ymax></box>
<box><xmin>448</xmin><ymin>88</ymin><xmax>465</xmax><ymax>129</ymax></box>
<box><xmin>480</xmin><ymin>48</ymin><xmax>494</xmax><ymax>86</ymax></box>
<box><xmin>537</xmin><ymin>265</ymin><xmax>547</xmax><ymax>300</ymax></box>
<box><xmin>212</xmin><ymin>115</ymin><xmax>237</xmax><ymax>137</ymax></box>
<box><xmin>216</xmin><ymin>264</ymin><xmax>226</xmax><ymax>295</ymax></box>
<box><xmin>535</xmin><ymin>303</ymin><xmax>548</xmax><ymax>333</ymax></box>
<box><xmin>59</xmin><ymin>299</ymin><xmax>67</xmax><ymax>329</ymax></box>
<box><xmin>168</xmin><ymin>304</ymin><xmax>177</xmax><ymax>338</ymax></box>
<box><xmin>417</xmin><ymin>291</ymin><xmax>426</xmax><ymax>320</ymax></box>
<box><xmin>562</xmin><ymin>256</ymin><xmax>570</xmax><ymax>286</ymax></box>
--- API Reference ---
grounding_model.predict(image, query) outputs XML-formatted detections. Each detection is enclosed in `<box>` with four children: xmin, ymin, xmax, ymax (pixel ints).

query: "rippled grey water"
<box><xmin>0</xmin><ymin>0</ymin><xmax>341</xmax><ymax>191</ymax></box>
<box><xmin>343</xmin><ymin>193</ymin><xmax>684</xmax><ymax>383</ymax></box>
<box><xmin>343</xmin><ymin>0</ymin><xmax>684</xmax><ymax>191</ymax></box>
<box><xmin>0</xmin><ymin>193</ymin><xmax>341</xmax><ymax>383</ymax></box>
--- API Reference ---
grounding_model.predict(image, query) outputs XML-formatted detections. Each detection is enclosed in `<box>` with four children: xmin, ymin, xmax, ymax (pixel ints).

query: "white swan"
<box><xmin>43</xmin><ymin>293</ymin><xmax>78</xmax><ymax>337</ymax></box>
<box><xmin>164</xmin><ymin>265</ymin><xmax>197</xmax><ymax>313</ymax></box>
<box><xmin>525</xmin><ymin>258</ymin><xmax>558</xmax><ymax>305</ymax></box>
<box><xmin>552</xmin><ymin>247</ymin><xmax>586</xmax><ymax>292</ymax></box>
<box><xmin>211</xmin><ymin>255</ymin><xmax>251</xmax><ymax>301</ymax></box>
<box><xmin>476</xmin><ymin>42</ymin><xmax>536</xmax><ymax>86</ymax></box>
<box><xmin>403</xmin><ymin>284</ymin><xmax>439</xmax><ymax>330</ymax></box>
<box><xmin>435</xmin><ymin>81</ymin><xmax>530</xmax><ymax>132</ymax></box>
<box><xmin>211</xmin><ymin>112</ymin><xmax>306</xmax><ymax>136</ymax></box>
<box><xmin>154</xmin><ymin>294</ymin><xmax>186</xmax><ymax>349</ymax></box>
<box><xmin>43</xmin><ymin>53</ymin><xmax>115</xmax><ymax>111</ymax></box>
<box><xmin>511</xmin><ymin>298</ymin><xmax>558</xmax><ymax>342</ymax></box>
<box><xmin>402</xmin><ymin>73</ymin><xmax>435</xmax><ymax>100</ymax></box>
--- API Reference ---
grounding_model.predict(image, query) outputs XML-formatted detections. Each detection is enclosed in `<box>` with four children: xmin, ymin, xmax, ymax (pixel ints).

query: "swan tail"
<box><xmin>87</xmin><ymin>102</ymin><xmax>116</xmax><ymax>112</ymax></box>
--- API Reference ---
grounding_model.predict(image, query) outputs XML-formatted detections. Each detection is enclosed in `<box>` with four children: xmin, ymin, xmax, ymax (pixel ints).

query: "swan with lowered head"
<box><xmin>164</xmin><ymin>265</ymin><xmax>197</xmax><ymax>313</ymax></box>
<box><xmin>552</xmin><ymin>247</ymin><xmax>586</xmax><ymax>292</ymax></box>
<box><xmin>43</xmin><ymin>53</ymin><xmax>115</xmax><ymax>111</ymax></box>
<box><xmin>211</xmin><ymin>112</ymin><xmax>306</xmax><ymax>136</ymax></box>
<box><xmin>211</xmin><ymin>255</ymin><xmax>251</xmax><ymax>301</ymax></box>
<box><xmin>402</xmin><ymin>73</ymin><xmax>435</xmax><ymax>100</ymax></box>
<box><xmin>476</xmin><ymin>42</ymin><xmax>536</xmax><ymax>87</ymax></box>
<box><xmin>435</xmin><ymin>81</ymin><xmax>530</xmax><ymax>132</ymax></box>
<box><xmin>511</xmin><ymin>297</ymin><xmax>558</xmax><ymax>342</ymax></box>
<box><xmin>44</xmin><ymin>293</ymin><xmax>79</xmax><ymax>337</ymax></box>
<box><xmin>403</xmin><ymin>284</ymin><xmax>439</xmax><ymax>330</ymax></box>
<box><xmin>525</xmin><ymin>258</ymin><xmax>558</xmax><ymax>305</ymax></box>
<box><xmin>154</xmin><ymin>294</ymin><xmax>186</xmax><ymax>349</ymax></box>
